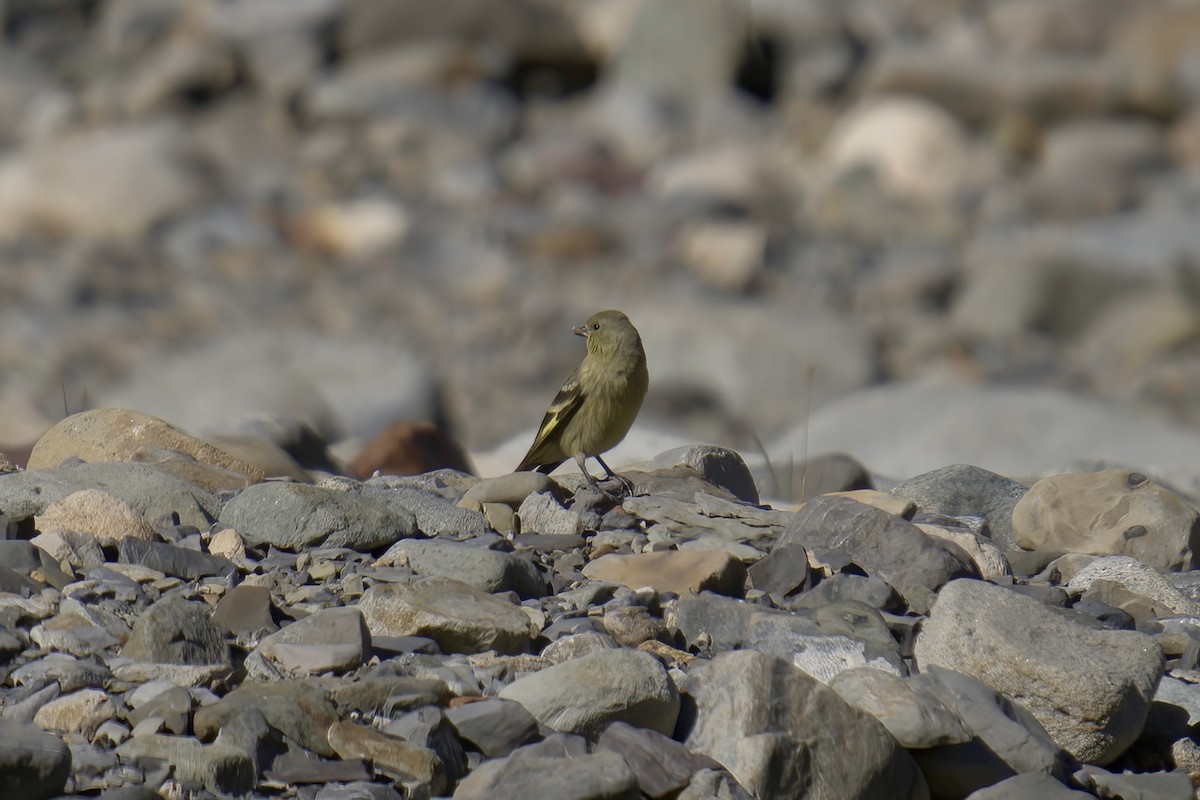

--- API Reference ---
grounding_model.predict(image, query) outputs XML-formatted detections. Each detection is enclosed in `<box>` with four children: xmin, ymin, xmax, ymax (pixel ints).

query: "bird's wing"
<box><xmin>516</xmin><ymin>367</ymin><xmax>585</xmax><ymax>472</ymax></box>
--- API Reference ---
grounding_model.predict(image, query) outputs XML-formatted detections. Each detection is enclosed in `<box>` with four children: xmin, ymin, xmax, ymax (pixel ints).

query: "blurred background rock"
<box><xmin>3</xmin><ymin>0</ymin><xmax>1200</xmax><ymax>492</ymax></box>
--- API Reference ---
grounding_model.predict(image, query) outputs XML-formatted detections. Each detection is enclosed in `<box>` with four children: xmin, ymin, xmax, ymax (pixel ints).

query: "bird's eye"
<box><xmin>592</xmin><ymin>322</ymin><xmax>600</xmax><ymax>330</ymax></box>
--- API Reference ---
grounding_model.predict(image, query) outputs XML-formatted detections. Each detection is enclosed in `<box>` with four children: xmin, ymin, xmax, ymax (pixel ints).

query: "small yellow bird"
<box><xmin>517</xmin><ymin>309</ymin><xmax>649</xmax><ymax>496</ymax></box>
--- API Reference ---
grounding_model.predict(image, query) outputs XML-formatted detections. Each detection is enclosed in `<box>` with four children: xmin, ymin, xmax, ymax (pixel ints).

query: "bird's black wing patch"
<box><xmin>516</xmin><ymin>368</ymin><xmax>585</xmax><ymax>472</ymax></box>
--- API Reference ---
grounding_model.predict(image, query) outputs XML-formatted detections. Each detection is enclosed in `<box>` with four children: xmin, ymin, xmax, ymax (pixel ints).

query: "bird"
<box><xmin>516</xmin><ymin>309</ymin><xmax>649</xmax><ymax>496</ymax></box>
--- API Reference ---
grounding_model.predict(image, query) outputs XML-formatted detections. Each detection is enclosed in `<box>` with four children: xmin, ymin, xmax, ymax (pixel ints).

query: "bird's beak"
<box><xmin>573</xmin><ymin>324</ymin><xmax>588</xmax><ymax>338</ymax></box>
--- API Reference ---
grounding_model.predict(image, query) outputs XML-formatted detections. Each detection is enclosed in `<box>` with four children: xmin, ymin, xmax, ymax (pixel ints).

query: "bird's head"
<box><xmin>574</xmin><ymin>309</ymin><xmax>641</xmax><ymax>356</ymax></box>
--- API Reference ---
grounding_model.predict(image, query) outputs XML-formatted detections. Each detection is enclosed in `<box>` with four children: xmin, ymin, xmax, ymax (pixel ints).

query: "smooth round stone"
<box><xmin>1012</xmin><ymin>469</ymin><xmax>1200</xmax><ymax>572</ymax></box>
<box><xmin>915</xmin><ymin>579</ymin><xmax>1163</xmax><ymax>764</ymax></box>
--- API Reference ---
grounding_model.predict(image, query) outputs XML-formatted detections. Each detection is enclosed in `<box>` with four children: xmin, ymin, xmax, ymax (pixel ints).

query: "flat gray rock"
<box><xmin>363</xmin><ymin>480</ymin><xmax>489</xmax><ymax>537</ymax></box>
<box><xmin>672</xmin><ymin>590</ymin><xmax>902</xmax><ymax>678</ymax></box>
<box><xmin>1073</xmin><ymin>765</ymin><xmax>1194</xmax><ymax>800</ymax></box>
<box><xmin>444</xmin><ymin>698</ymin><xmax>539</xmax><ymax>758</ymax></box>
<box><xmin>359</xmin><ymin>577</ymin><xmax>532</xmax><ymax>655</ymax></box>
<box><xmin>218</xmin><ymin>481</ymin><xmax>417</xmax><ymax>551</ymax></box>
<box><xmin>776</xmin><ymin>495</ymin><xmax>975</xmax><ymax>613</ymax></box>
<box><xmin>891</xmin><ymin>464</ymin><xmax>1029</xmax><ymax>549</ymax></box>
<box><xmin>376</xmin><ymin>538</ymin><xmax>547</xmax><ymax>599</ymax></box>
<box><xmin>255</xmin><ymin>606</ymin><xmax>371</xmax><ymax>676</ymax></box>
<box><xmin>9</xmin><ymin>653</ymin><xmax>110</xmax><ymax>694</ymax></box>
<box><xmin>0</xmin><ymin>461</ymin><xmax>218</xmax><ymax>530</ymax></box>
<box><xmin>212</xmin><ymin>584</ymin><xmax>277</xmax><ymax>636</ymax></box>
<box><xmin>829</xmin><ymin>667</ymin><xmax>971</xmax><ymax>749</ymax></box>
<box><xmin>1066</xmin><ymin>556</ymin><xmax>1200</xmax><ymax>616</ymax></box>
<box><xmin>118</xmin><ymin>538</ymin><xmax>237</xmax><ymax>580</ymax></box>
<box><xmin>915</xmin><ymin>579</ymin><xmax>1163</xmax><ymax>764</ymax></box>
<box><xmin>453</xmin><ymin>749</ymin><xmax>638</xmax><ymax>800</ymax></box>
<box><xmin>499</xmin><ymin>648</ymin><xmax>680</xmax><ymax>739</ymax></box>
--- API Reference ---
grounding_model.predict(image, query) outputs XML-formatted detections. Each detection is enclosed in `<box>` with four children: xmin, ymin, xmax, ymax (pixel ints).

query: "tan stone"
<box><xmin>327</xmin><ymin>720</ymin><xmax>443</xmax><ymax>790</ymax></box>
<box><xmin>33</xmin><ymin>688</ymin><xmax>115</xmax><ymax>736</ymax></box>
<box><xmin>1011</xmin><ymin>469</ymin><xmax>1200</xmax><ymax>571</ymax></box>
<box><xmin>602</xmin><ymin>606</ymin><xmax>665</xmax><ymax>647</ymax></box>
<box><xmin>36</xmin><ymin>489</ymin><xmax>156</xmax><ymax>546</ymax></box>
<box><xmin>208</xmin><ymin>528</ymin><xmax>245</xmax><ymax>561</ymax></box>
<box><xmin>676</xmin><ymin>220</ymin><xmax>766</xmax><ymax>292</ymax></box>
<box><xmin>581</xmin><ymin>550</ymin><xmax>747</xmax><ymax>597</ymax></box>
<box><xmin>638</xmin><ymin>639</ymin><xmax>694</xmax><ymax>668</ymax></box>
<box><xmin>28</xmin><ymin>408</ymin><xmax>265</xmax><ymax>483</ymax></box>
<box><xmin>827</xmin><ymin>489</ymin><xmax>915</xmax><ymax>518</ymax></box>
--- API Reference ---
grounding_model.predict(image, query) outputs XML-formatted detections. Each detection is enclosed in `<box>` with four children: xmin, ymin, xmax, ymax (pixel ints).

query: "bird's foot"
<box><xmin>603</xmin><ymin>473</ymin><xmax>637</xmax><ymax>499</ymax></box>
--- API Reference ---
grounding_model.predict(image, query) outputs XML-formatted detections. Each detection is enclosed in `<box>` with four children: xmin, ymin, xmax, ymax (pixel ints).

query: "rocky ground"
<box><xmin>3</xmin><ymin>408</ymin><xmax>1200</xmax><ymax>799</ymax></box>
<box><xmin>7</xmin><ymin>1</ymin><xmax>1200</xmax><ymax>799</ymax></box>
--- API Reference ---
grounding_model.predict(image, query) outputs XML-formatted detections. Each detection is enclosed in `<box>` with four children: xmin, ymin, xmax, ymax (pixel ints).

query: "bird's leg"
<box><xmin>594</xmin><ymin>455</ymin><xmax>636</xmax><ymax>497</ymax></box>
<box><xmin>573</xmin><ymin>451</ymin><xmax>607</xmax><ymax>495</ymax></box>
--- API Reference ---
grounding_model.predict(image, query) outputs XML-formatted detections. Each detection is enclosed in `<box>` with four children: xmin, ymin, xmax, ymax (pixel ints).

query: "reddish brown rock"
<box><xmin>349</xmin><ymin>421</ymin><xmax>473</xmax><ymax>478</ymax></box>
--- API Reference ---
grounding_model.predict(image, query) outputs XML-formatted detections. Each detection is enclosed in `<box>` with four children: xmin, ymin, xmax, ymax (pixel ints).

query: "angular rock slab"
<box><xmin>911</xmin><ymin>666</ymin><xmax>1073</xmax><ymax>797</ymax></box>
<box><xmin>362</xmin><ymin>481</ymin><xmax>489</xmax><ymax>538</ymax></box>
<box><xmin>0</xmin><ymin>718</ymin><xmax>71</xmax><ymax>800</ymax></box>
<box><xmin>1011</xmin><ymin>469</ymin><xmax>1200</xmax><ymax>571</ymax></box>
<box><xmin>681</xmin><ymin>650</ymin><xmax>928</xmax><ymax>800</ymax></box>
<box><xmin>359</xmin><ymin>577</ymin><xmax>532</xmax><ymax>654</ymax></box>
<box><xmin>328</xmin><ymin>720</ymin><xmax>444</xmax><ymax>792</ymax></box>
<box><xmin>32</xmin><ymin>687</ymin><xmax>115</xmax><ymax>736</ymax></box>
<box><xmin>596</xmin><ymin>720</ymin><xmax>721</xmax><ymax>799</ymax></box>
<box><xmin>499</xmin><ymin>648</ymin><xmax>680</xmax><ymax>739</ymax></box>
<box><xmin>218</xmin><ymin>481</ymin><xmax>416</xmax><ymax>551</ymax></box>
<box><xmin>829</xmin><ymin>667</ymin><xmax>971</xmax><ymax>749</ymax></box>
<box><xmin>444</xmin><ymin>698</ymin><xmax>539</xmax><ymax>758</ymax></box>
<box><xmin>1066</xmin><ymin>556</ymin><xmax>1200</xmax><ymax>616</ymax></box>
<box><xmin>915</xmin><ymin>579</ymin><xmax>1163</xmax><ymax>764</ymax></box>
<box><xmin>777</xmin><ymin>495</ymin><xmax>974</xmax><ymax>613</ymax></box>
<box><xmin>255</xmin><ymin>606</ymin><xmax>370</xmax><ymax>675</ymax></box>
<box><xmin>582</xmin><ymin>550</ymin><xmax>747</xmax><ymax>597</ymax></box>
